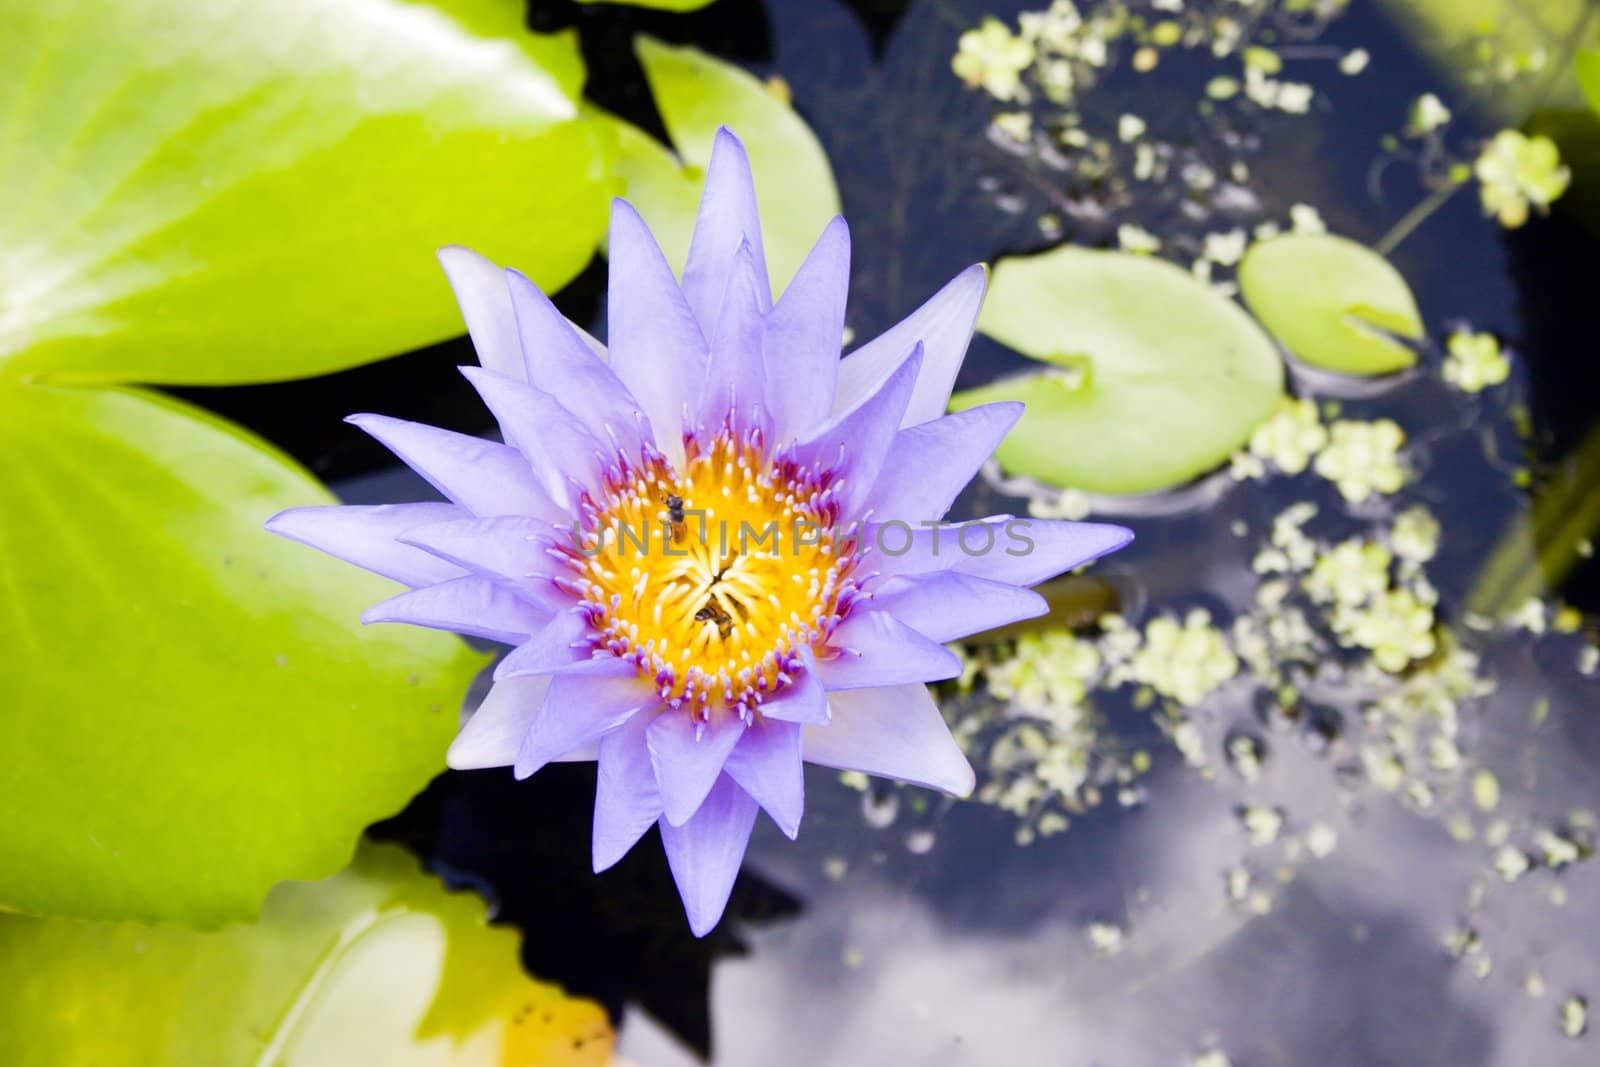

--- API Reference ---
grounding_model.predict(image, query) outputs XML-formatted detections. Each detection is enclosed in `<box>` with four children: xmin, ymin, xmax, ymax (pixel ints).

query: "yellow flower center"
<box><xmin>564</xmin><ymin>427</ymin><xmax>859</xmax><ymax>717</ymax></box>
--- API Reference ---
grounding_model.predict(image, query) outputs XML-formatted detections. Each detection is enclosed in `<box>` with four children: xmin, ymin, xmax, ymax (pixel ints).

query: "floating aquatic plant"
<box><xmin>1312</xmin><ymin>418</ymin><xmax>1408</xmax><ymax>503</ymax></box>
<box><xmin>952</xmin><ymin>17</ymin><xmax>1037</xmax><ymax>101</ymax></box>
<box><xmin>1443</xmin><ymin>329</ymin><xmax>1510</xmax><ymax>392</ymax></box>
<box><xmin>269</xmin><ymin>129</ymin><xmax>1130</xmax><ymax>935</ymax></box>
<box><xmin>1474</xmin><ymin>129</ymin><xmax>1571</xmax><ymax>229</ymax></box>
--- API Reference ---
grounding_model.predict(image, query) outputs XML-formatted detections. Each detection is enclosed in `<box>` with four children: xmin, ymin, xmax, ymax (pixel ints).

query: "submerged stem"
<box><xmin>1374</xmin><ymin>180</ymin><xmax>1465</xmax><ymax>257</ymax></box>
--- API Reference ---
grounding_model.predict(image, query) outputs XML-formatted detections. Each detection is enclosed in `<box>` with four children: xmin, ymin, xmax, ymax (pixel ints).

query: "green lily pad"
<box><xmin>0</xmin><ymin>841</ymin><xmax>614</xmax><ymax>1066</ymax></box>
<box><xmin>1579</xmin><ymin>47</ymin><xmax>1600</xmax><ymax>116</ymax></box>
<box><xmin>0</xmin><ymin>0</ymin><xmax>613</xmax><ymax>386</ymax></box>
<box><xmin>1380</xmin><ymin>0</ymin><xmax>1592</xmax><ymax>121</ymax></box>
<box><xmin>0</xmin><ymin>383</ymin><xmax>486</xmax><ymax>923</ymax></box>
<box><xmin>953</xmin><ymin>247</ymin><xmax>1284</xmax><ymax>496</ymax></box>
<box><xmin>617</xmin><ymin>36</ymin><xmax>841</xmax><ymax>293</ymax></box>
<box><xmin>1238</xmin><ymin>234</ymin><xmax>1423</xmax><ymax>376</ymax></box>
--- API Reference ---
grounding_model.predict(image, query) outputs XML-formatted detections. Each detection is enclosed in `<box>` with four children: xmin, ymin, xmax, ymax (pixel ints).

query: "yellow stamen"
<box><xmin>567</xmin><ymin>429</ymin><xmax>857</xmax><ymax>717</ymax></box>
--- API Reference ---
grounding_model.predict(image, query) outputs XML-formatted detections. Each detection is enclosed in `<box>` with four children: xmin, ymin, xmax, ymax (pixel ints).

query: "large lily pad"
<box><xmin>1238</xmin><ymin>234</ymin><xmax>1423</xmax><ymax>376</ymax></box>
<box><xmin>616</xmin><ymin>36</ymin><xmax>841</xmax><ymax>293</ymax></box>
<box><xmin>0</xmin><ymin>0</ymin><xmax>614</xmax><ymax>924</ymax></box>
<box><xmin>0</xmin><ymin>0</ymin><xmax>613</xmax><ymax>386</ymax></box>
<box><xmin>0</xmin><ymin>842</ymin><xmax>613</xmax><ymax>1066</ymax></box>
<box><xmin>0</xmin><ymin>383</ymin><xmax>486</xmax><ymax>923</ymax></box>
<box><xmin>953</xmin><ymin>247</ymin><xmax>1284</xmax><ymax>496</ymax></box>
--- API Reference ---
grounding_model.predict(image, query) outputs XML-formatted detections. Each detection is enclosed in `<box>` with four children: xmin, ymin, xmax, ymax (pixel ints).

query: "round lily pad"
<box><xmin>953</xmin><ymin>247</ymin><xmax>1285</xmax><ymax>496</ymax></box>
<box><xmin>1237</xmin><ymin>234</ymin><xmax>1423</xmax><ymax>376</ymax></box>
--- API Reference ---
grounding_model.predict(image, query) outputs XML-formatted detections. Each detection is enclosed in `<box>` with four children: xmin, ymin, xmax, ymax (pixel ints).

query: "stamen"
<box><xmin>567</xmin><ymin>427</ymin><xmax>856</xmax><ymax>715</ymax></box>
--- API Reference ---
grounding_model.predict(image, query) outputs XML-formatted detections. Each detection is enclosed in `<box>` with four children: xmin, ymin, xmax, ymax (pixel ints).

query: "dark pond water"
<box><xmin>183</xmin><ymin>0</ymin><xmax>1600</xmax><ymax>1062</ymax></box>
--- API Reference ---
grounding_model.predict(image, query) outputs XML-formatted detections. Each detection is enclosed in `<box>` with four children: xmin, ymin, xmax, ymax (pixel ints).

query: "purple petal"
<box><xmin>659</xmin><ymin>773</ymin><xmax>759</xmax><ymax>937</ymax></box>
<box><xmin>724</xmin><ymin>718</ymin><xmax>804</xmax><ymax>839</ymax></box>
<box><xmin>955</xmin><ymin>519</ymin><xmax>1133</xmax><ymax>587</ymax></box>
<box><xmin>858</xmin><ymin>517</ymin><xmax>1015</xmax><ymax>579</ymax></box>
<box><xmin>507</xmin><ymin>268</ymin><xmax>652</xmax><ymax>456</ymax></box>
<box><xmin>647</xmin><ymin>713</ymin><xmax>748</xmax><ymax>826</ymax></box>
<box><xmin>697</xmin><ymin>240</ymin><xmax>768</xmax><ymax>435</ymax></box>
<box><xmin>763</xmin><ymin>216</ymin><xmax>850</xmax><ymax>445</ymax></box>
<box><xmin>494</xmin><ymin>608</ymin><xmax>595</xmax><ymax>680</ymax></box>
<box><xmin>593</xmin><ymin>710</ymin><xmax>664</xmax><ymax>872</ymax></box>
<box><xmin>607</xmin><ymin>198</ymin><xmax>708</xmax><ymax>461</ymax></box>
<box><xmin>835</xmin><ymin>263</ymin><xmax>987</xmax><ymax>428</ymax></box>
<box><xmin>791</xmin><ymin>344</ymin><xmax>923</xmax><ymax>519</ymax></box>
<box><xmin>397</xmin><ymin>515</ymin><xmax>569</xmax><ymax>603</ymax></box>
<box><xmin>815</xmin><ymin>609</ymin><xmax>963</xmax><ymax>690</ymax></box>
<box><xmin>514</xmin><ymin>659</ymin><xmax>649</xmax><ymax>779</ymax></box>
<box><xmin>756</xmin><ymin>649</ymin><xmax>830</xmax><ymax>725</ymax></box>
<box><xmin>437</xmin><ymin>246</ymin><xmax>523</xmax><ymax>382</ymax></box>
<box><xmin>460</xmin><ymin>367</ymin><xmax>606</xmax><ymax>507</ymax></box>
<box><xmin>681</xmin><ymin>128</ymin><xmax>771</xmax><ymax>334</ymax></box>
<box><xmin>265</xmin><ymin>503</ymin><xmax>466</xmax><ymax>587</ymax></box>
<box><xmin>866</xmin><ymin>402</ymin><xmax>1024</xmax><ymax>522</ymax></box>
<box><xmin>447</xmin><ymin>675</ymin><xmax>553</xmax><ymax>771</ymax></box>
<box><xmin>803</xmin><ymin>684</ymin><xmax>974</xmax><ymax>796</ymax></box>
<box><xmin>860</xmin><ymin>518</ymin><xmax>1131</xmax><ymax>587</ymax></box>
<box><xmin>362</xmin><ymin>575</ymin><xmax>550</xmax><ymax>644</ymax></box>
<box><xmin>346</xmin><ymin>414</ymin><xmax>560</xmax><ymax>521</ymax></box>
<box><xmin>871</xmin><ymin>571</ymin><xmax>1047</xmax><ymax>642</ymax></box>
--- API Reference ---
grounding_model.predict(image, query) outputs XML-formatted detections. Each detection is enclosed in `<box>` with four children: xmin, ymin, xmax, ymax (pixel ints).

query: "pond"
<box><xmin>6</xmin><ymin>0</ymin><xmax>1598</xmax><ymax>1063</ymax></box>
<box><xmin>193</xmin><ymin>0</ymin><xmax>1600</xmax><ymax>1061</ymax></box>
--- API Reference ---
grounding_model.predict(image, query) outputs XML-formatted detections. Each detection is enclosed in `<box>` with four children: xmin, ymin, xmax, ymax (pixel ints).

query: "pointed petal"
<box><xmin>792</xmin><ymin>344</ymin><xmax>922</xmax><ymax>518</ymax></box>
<box><xmin>835</xmin><ymin>264</ymin><xmax>987</xmax><ymax>428</ymax></box>
<box><xmin>494</xmin><ymin>608</ymin><xmax>595</xmax><ymax>679</ymax></box>
<box><xmin>816</xmin><ymin>609</ymin><xmax>963</xmax><ymax>690</ymax></box>
<box><xmin>866</xmin><ymin>402</ymin><xmax>1023</xmax><ymax>522</ymax></box>
<box><xmin>757</xmin><ymin>649</ymin><xmax>830</xmax><ymax>725</ymax></box>
<box><xmin>514</xmin><ymin>659</ymin><xmax>649</xmax><ymax>779</ymax></box>
<box><xmin>397</xmin><ymin>515</ymin><xmax>568</xmax><ymax>597</ymax></box>
<box><xmin>697</xmin><ymin>241</ymin><xmax>768</xmax><ymax>435</ymax></box>
<box><xmin>859</xmin><ymin>518</ymin><xmax>1131</xmax><ymax>587</ymax></box>
<box><xmin>507</xmin><ymin>268</ymin><xmax>652</xmax><ymax>456</ymax></box>
<box><xmin>437</xmin><ymin>246</ymin><xmax>523</xmax><ymax>382</ymax></box>
<box><xmin>724</xmin><ymin>718</ymin><xmax>804</xmax><ymax>839</ymax></box>
<box><xmin>447</xmin><ymin>675</ymin><xmax>553</xmax><ymax>771</ymax></box>
<box><xmin>647</xmin><ymin>713</ymin><xmax>748</xmax><ymax>826</ymax></box>
<box><xmin>607</xmin><ymin>198</ymin><xmax>708</xmax><ymax>460</ymax></box>
<box><xmin>265</xmin><ymin>503</ymin><xmax>466</xmax><ymax>587</ymax></box>
<box><xmin>681</xmin><ymin>128</ymin><xmax>771</xmax><ymax>334</ymax></box>
<box><xmin>764</xmin><ymin>216</ymin><xmax>850</xmax><ymax>444</ymax></box>
<box><xmin>659</xmin><ymin>773</ymin><xmax>759</xmax><ymax>937</ymax></box>
<box><xmin>593</xmin><ymin>710</ymin><xmax>664</xmax><ymax>872</ymax></box>
<box><xmin>956</xmin><ymin>519</ymin><xmax>1133</xmax><ymax>587</ymax></box>
<box><xmin>460</xmin><ymin>367</ymin><xmax>607</xmax><ymax>507</ymax></box>
<box><xmin>804</xmin><ymin>684</ymin><xmax>974</xmax><ymax>796</ymax></box>
<box><xmin>859</xmin><ymin>517</ymin><xmax>1016</xmax><ymax>579</ymax></box>
<box><xmin>872</xmin><ymin>571</ymin><xmax>1047</xmax><ymax>642</ymax></box>
<box><xmin>346</xmin><ymin>414</ymin><xmax>559</xmax><ymax>521</ymax></box>
<box><xmin>362</xmin><ymin>575</ymin><xmax>550</xmax><ymax>644</ymax></box>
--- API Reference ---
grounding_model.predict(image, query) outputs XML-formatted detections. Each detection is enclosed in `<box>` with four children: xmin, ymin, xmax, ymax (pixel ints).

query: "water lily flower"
<box><xmin>267</xmin><ymin>128</ymin><xmax>1131</xmax><ymax>936</ymax></box>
